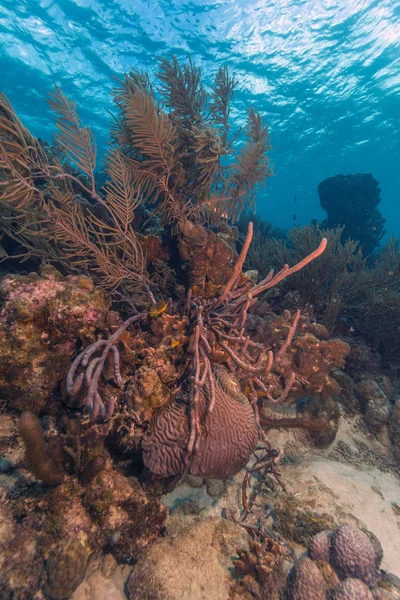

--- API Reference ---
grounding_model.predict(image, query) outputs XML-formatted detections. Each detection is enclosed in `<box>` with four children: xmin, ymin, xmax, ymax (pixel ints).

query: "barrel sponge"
<box><xmin>285</xmin><ymin>556</ymin><xmax>327</xmax><ymax>600</ymax></box>
<box><xmin>330</xmin><ymin>525</ymin><xmax>379</xmax><ymax>586</ymax></box>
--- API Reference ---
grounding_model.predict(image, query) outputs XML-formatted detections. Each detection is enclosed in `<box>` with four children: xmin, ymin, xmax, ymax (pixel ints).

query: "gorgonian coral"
<box><xmin>0</xmin><ymin>56</ymin><xmax>272</xmax><ymax>303</ymax></box>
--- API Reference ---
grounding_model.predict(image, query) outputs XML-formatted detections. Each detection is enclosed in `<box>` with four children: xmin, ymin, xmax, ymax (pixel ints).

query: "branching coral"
<box><xmin>0</xmin><ymin>90</ymin><xmax>148</xmax><ymax>302</ymax></box>
<box><xmin>246</xmin><ymin>224</ymin><xmax>367</xmax><ymax>331</ymax></box>
<box><xmin>232</xmin><ymin>535</ymin><xmax>287</xmax><ymax>599</ymax></box>
<box><xmin>112</xmin><ymin>57</ymin><xmax>272</xmax><ymax>227</ymax></box>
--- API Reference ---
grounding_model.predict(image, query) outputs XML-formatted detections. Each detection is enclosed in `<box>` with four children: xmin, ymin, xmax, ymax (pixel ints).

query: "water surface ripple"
<box><xmin>1</xmin><ymin>0</ymin><xmax>399</xmax><ymax>233</ymax></box>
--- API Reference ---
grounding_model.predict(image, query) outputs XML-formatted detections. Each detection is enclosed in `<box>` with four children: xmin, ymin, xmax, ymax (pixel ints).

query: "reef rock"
<box><xmin>70</xmin><ymin>554</ymin><xmax>128</xmax><ymax>600</ymax></box>
<box><xmin>126</xmin><ymin>515</ymin><xmax>249</xmax><ymax>600</ymax></box>
<box><xmin>333</xmin><ymin>370</ymin><xmax>359</xmax><ymax>415</ymax></box>
<box><xmin>43</xmin><ymin>537</ymin><xmax>89</xmax><ymax>600</ymax></box>
<box><xmin>356</xmin><ymin>380</ymin><xmax>391</xmax><ymax>445</ymax></box>
<box><xmin>0</xmin><ymin>268</ymin><xmax>109</xmax><ymax>413</ymax></box>
<box><xmin>178</xmin><ymin>220</ymin><xmax>237</xmax><ymax>298</ymax></box>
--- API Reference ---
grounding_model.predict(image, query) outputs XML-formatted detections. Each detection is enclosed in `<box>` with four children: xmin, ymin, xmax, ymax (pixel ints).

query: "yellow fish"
<box><xmin>149</xmin><ymin>300</ymin><xmax>168</xmax><ymax>318</ymax></box>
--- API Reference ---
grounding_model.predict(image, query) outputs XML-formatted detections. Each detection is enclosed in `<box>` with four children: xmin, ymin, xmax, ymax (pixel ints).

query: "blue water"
<box><xmin>1</xmin><ymin>0</ymin><xmax>399</xmax><ymax>236</ymax></box>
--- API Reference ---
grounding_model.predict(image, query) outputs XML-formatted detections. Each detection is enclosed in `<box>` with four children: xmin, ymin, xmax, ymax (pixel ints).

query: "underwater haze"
<box><xmin>1</xmin><ymin>0</ymin><xmax>400</xmax><ymax>235</ymax></box>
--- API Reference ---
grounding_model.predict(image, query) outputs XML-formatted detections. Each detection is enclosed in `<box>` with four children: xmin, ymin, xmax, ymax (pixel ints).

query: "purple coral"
<box><xmin>330</xmin><ymin>525</ymin><xmax>379</xmax><ymax>586</ymax></box>
<box><xmin>332</xmin><ymin>578</ymin><xmax>374</xmax><ymax>599</ymax></box>
<box><xmin>66</xmin><ymin>313</ymin><xmax>146</xmax><ymax>421</ymax></box>
<box><xmin>285</xmin><ymin>556</ymin><xmax>327</xmax><ymax>600</ymax></box>
<box><xmin>309</xmin><ymin>530</ymin><xmax>332</xmax><ymax>563</ymax></box>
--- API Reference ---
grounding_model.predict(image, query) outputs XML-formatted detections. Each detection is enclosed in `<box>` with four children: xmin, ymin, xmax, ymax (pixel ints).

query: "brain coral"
<box><xmin>285</xmin><ymin>556</ymin><xmax>327</xmax><ymax>600</ymax></box>
<box><xmin>332</xmin><ymin>578</ymin><xmax>374</xmax><ymax>599</ymax></box>
<box><xmin>330</xmin><ymin>525</ymin><xmax>378</xmax><ymax>586</ymax></box>
<box><xmin>309</xmin><ymin>530</ymin><xmax>332</xmax><ymax>563</ymax></box>
<box><xmin>142</xmin><ymin>366</ymin><xmax>258</xmax><ymax>479</ymax></box>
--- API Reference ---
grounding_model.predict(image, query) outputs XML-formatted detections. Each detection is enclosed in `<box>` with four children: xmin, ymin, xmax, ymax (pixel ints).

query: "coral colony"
<box><xmin>0</xmin><ymin>56</ymin><xmax>399</xmax><ymax>599</ymax></box>
<box><xmin>66</xmin><ymin>221</ymin><xmax>327</xmax><ymax>478</ymax></box>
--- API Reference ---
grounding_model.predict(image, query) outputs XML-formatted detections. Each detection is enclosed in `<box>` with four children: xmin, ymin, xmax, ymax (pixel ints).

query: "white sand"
<box><xmin>163</xmin><ymin>411</ymin><xmax>400</xmax><ymax>578</ymax></box>
<box><xmin>281</xmin><ymin>455</ymin><xmax>400</xmax><ymax>576</ymax></box>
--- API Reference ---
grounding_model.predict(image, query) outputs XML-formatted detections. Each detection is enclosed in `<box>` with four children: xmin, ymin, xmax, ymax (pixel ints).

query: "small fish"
<box><xmin>293</xmin><ymin>214</ymin><xmax>297</xmax><ymax>221</ymax></box>
<box><xmin>294</xmin><ymin>192</ymin><xmax>297</xmax><ymax>203</ymax></box>
<box><xmin>149</xmin><ymin>299</ymin><xmax>168</xmax><ymax>318</ymax></box>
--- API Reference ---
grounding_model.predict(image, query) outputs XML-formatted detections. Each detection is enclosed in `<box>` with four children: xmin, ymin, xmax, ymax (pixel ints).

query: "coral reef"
<box><xmin>243</xmin><ymin>223</ymin><xmax>400</xmax><ymax>365</ymax></box>
<box><xmin>0</xmin><ymin>268</ymin><xmax>108</xmax><ymax>413</ymax></box>
<box><xmin>285</xmin><ymin>523</ymin><xmax>394</xmax><ymax>600</ymax></box>
<box><xmin>299</xmin><ymin>395</ymin><xmax>341</xmax><ymax>448</ymax></box>
<box><xmin>141</xmin><ymin>227</ymin><xmax>328</xmax><ymax>477</ymax></box>
<box><xmin>0</xmin><ymin>410</ymin><xmax>167</xmax><ymax>597</ymax></box>
<box><xmin>178</xmin><ymin>220</ymin><xmax>238</xmax><ymax>297</ymax></box>
<box><xmin>2</xmin><ymin>53</ymin><xmax>395</xmax><ymax>600</ymax></box>
<box><xmin>0</xmin><ymin>57</ymin><xmax>271</xmax><ymax>304</ymax></box>
<box><xmin>232</xmin><ymin>535</ymin><xmax>287</xmax><ymax>600</ymax></box>
<box><xmin>389</xmin><ymin>401</ymin><xmax>400</xmax><ymax>461</ymax></box>
<box><xmin>142</xmin><ymin>365</ymin><xmax>259</xmax><ymax>478</ymax></box>
<box><xmin>273</xmin><ymin>494</ymin><xmax>335</xmax><ymax>547</ymax></box>
<box><xmin>356</xmin><ymin>379</ymin><xmax>392</xmax><ymax>445</ymax></box>
<box><xmin>309</xmin><ymin>530</ymin><xmax>332</xmax><ymax>563</ymax></box>
<box><xmin>64</xmin><ymin>221</ymin><xmax>330</xmax><ymax>480</ymax></box>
